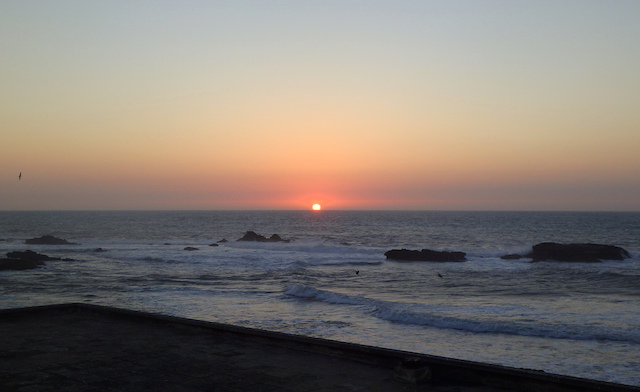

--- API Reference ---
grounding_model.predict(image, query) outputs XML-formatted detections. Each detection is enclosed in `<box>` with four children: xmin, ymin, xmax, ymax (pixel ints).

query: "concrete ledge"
<box><xmin>1</xmin><ymin>303</ymin><xmax>638</xmax><ymax>392</ymax></box>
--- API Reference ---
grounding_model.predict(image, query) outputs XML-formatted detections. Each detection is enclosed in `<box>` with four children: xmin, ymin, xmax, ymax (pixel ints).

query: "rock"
<box><xmin>6</xmin><ymin>250</ymin><xmax>61</xmax><ymax>262</ymax></box>
<box><xmin>208</xmin><ymin>243</ymin><xmax>219</xmax><ymax>247</ymax></box>
<box><xmin>0</xmin><ymin>250</ymin><xmax>60</xmax><ymax>270</ymax></box>
<box><xmin>238</xmin><ymin>231</ymin><xmax>268</xmax><ymax>241</ymax></box>
<box><xmin>268</xmin><ymin>234</ymin><xmax>284</xmax><ymax>242</ymax></box>
<box><xmin>237</xmin><ymin>231</ymin><xmax>289</xmax><ymax>242</ymax></box>
<box><xmin>500</xmin><ymin>254</ymin><xmax>524</xmax><ymax>260</ymax></box>
<box><xmin>25</xmin><ymin>235</ymin><xmax>77</xmax><ymax>245</ymax></box>
<box><xmin>0</xmin><ymin>258</ymin><xmax>44</xmax><ymax>271</ymax></box>
<box><xmin>184</xmin><ymin>247</ymin><xmax>199</xmax><ymax>251</ymax></box>
<box><xmin>218</xmin><ymin>239</ymin><xmax>228</xmax><ymax>243</ymax></box>
<box><xmin>531</xmin><ymin>242</ymin><xmax>630</xmax><ymax>262</ymax></box>
<box><xmin>385</xmin><ymin>249</ymin><xmax>466</xmax><ymax>262</ymax></box>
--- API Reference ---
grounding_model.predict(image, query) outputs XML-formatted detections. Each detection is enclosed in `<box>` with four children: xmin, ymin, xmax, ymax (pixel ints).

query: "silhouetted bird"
<box><xmin>355</xmin><ymin>270</ymin><xmax>359</xmax><ymax>275</ymax></box>
<box><xmin>18</xmin><ymin>172</ymin><xmax>22</xmax><ymax>180</ymax></box>
<box><xmin>437</xmin><ymin>272</ymin><xmax>443</xmax><ymax>278</ymax></box>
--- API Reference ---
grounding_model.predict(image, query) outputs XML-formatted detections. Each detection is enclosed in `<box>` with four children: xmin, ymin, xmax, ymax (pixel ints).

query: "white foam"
<box><xmin>284</xmin><ymin>284</ymin><xmax>640</xmax><ymax>344</ymax></box>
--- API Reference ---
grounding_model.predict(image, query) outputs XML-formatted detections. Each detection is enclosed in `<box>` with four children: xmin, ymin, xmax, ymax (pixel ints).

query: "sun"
<box><xmin>312</xmin><ymin>203</ymin><xmax>322</xmax><ymax>211</ymax></box>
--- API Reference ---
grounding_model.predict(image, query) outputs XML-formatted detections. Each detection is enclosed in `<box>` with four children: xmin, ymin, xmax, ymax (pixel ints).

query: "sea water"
<box><xmin>1</xmin><ymin>210</ymin><xmax>639</xmax><ymax>386</ymax></box>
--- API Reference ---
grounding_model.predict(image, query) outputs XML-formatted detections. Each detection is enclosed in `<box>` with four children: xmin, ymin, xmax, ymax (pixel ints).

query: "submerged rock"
<box><xmin>25</xmin><ymin>235</ymin><xmax>77</xmax><ymax>245</ymax></box>
<box><xmin>0</xmin><ymin>250</ymin><xmax>65</xmax><ymax>271</ymax></box>
<box><xmin>6</xmin><ymin>250</ymin><xmax>60</xmax><ymax>262</ymax></box>
<box><xmin>184</xmin><ymin>247</ymin><xmax>199</xmax><ymax>251</ymax></box>
<box><xmin>237</xmin><ymin>231</ymin><xmax>290</xmax><ymax>243</ymax></box>
<box><xmin>0</xmin><ymin>258</ymin><xmax>43</xmax><ymax>271</ymax></box>
<box><xmin>500</xmin><ymin>254</ymin><xmax>524</xmax><ymax>260</ymax></box>
<box><xmin>531</xmin><ymin>242</ymin><xmax>630</xmax><ymax>262</ymax></box>
<box><xmin>385</xmin><ymin>249</ymin><xmax>466</xmax><ymax>262</ymax></box>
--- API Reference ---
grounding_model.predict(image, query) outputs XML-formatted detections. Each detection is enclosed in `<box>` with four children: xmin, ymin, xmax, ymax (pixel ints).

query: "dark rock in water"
<box><xmin>500</xmin><ymin>254</ymin><xmax>524</xmax><ymax>260</ymax></box>
<box><xmin>268</xmin><ymin>234</ymin><xmax>283</xmax><ymax>242</ymax></box>
<box><xmin>238</xmin><ymin>231</ymin><xmax>267</xmax><ymax>241</ymax></box>
<box><xmin>237</xmin><ymin>231</ymin><xmax>289</xmax><ymax>242</ymax></box>
<box><xmin>0</xmin><ymin>258</ymin><xmax>43</xmax><ymax>271</ymax></box>
<box><xmin>6</xmin><ymin>250</ymin><xmax>61</xmax><ymax>262</ymax></box>
<box><xmin>25</xmin><ymin>235</ymin><xmax>77</xmax><ymax>245</ymax></box>
<box><xmin>385</xmin><ymin>249</ymin><xmax>466</xmax><ymax>262</ymax></box>
<box><xmin>184</xmin><ymin>247</ymin><xmax>199</xmax><ymax>251</ymax></box>
<box><xmin>531</xmin><ymin>242</ymin><xmax>630</xmax><ymax>262</ymax></box>
<box><xmin>93</xmin><ymin>247</ymin><xmax>107</xmax><ymax>252</ymax></box>
<box><xmin>209</xmin><ymin>243</ymin><xmax>219</xmax><ymax>247</ymax></box>
<box><xmin>238</xmin><ymin>231</ymin><xmax>258</xmax><ymax>241</ymax></box>
<box><xmin>0</xmin><ymin>250</ymin><xmax>63</xmax><ymax>270</ymax></box>
<box><xmin>218</xmin><ymin>239</ymin><xmax>228</xmax><ymax>243</ymax></box>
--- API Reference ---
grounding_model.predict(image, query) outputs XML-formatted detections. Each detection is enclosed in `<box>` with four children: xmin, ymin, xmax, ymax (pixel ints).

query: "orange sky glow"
<box><xmin>2</xmin><ymin>2</ymin><xmax>639</xmax><ymax>211</ymax></box>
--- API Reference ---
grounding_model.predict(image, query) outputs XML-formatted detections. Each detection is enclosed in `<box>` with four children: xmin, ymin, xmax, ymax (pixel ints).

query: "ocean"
<box><xmin>1</xmin><ymin>210</ymin><xmax>639</xmax><ymax>386</ymax></box>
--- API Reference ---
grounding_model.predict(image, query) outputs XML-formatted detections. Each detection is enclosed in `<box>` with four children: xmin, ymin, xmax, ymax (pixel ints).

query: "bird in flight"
<box><xmin>18</xmin><ymin>172</ymin><xmax>22</xmax><ymax>180</ymax></box>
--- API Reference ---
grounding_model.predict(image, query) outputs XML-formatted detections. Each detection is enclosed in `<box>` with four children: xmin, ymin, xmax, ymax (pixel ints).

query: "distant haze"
<box><xmin>2</xmin><ymin>1</ymin><xmax>639</xmax><ymax>211</ymax></box>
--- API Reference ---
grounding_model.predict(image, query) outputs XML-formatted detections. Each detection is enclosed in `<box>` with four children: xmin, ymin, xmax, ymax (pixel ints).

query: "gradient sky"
<box><xmin>2</xmin><ymin>1</ymin><xmax>639</xmax><ymax>210</ymax></box>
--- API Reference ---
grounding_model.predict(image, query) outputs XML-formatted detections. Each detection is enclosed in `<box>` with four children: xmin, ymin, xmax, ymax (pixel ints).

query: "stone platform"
<box><xmin>0</xmin><ymin>303</ymin><xmax>637</xmax><ymax>392</ymax></box>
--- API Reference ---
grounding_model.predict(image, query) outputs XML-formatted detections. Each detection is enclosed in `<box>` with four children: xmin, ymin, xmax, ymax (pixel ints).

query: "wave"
<box><xmin>372</xmin><ymin>305</ymin><xmax>640</xmax><ymax>344</ymax></box>
<box><xmin>284</xmin><ymin>284</ymin><xmax>369</xmax><ymax>306</ymax></box>
<box><xmin>295</xmin><ymin>259</ymin><xmax>384</xmax><ymax>267</ymax></box>
<box><xmin>284</xmin><ymin>283</ymin><xmax>640</xmax><ymax>344</ymax></box>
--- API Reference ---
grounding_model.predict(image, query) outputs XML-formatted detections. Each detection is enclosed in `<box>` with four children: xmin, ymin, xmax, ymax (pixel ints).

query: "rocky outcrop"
<box><xmin>531</xmin><ymin>242</ymin><xmax>630</xmax><ymax>262</ymax></box>
<box><xmin>0</xmin><ymin>250</ymin><xmax>63</xmax><ymax>271</ymax></box>
<box><xmin>0</xmin><ymin>258</ymin><xmax>43</xmax><ymax>271</ymax></box>
<box><xmin>237</xmin><ymin>231</ymin><xmax>290</xmax><ymax>243</ymax></box>
<box><xmin>184</xmin><ymin>247</ymin><xmax>199</xmax><ymax>251</ymax></box>
<box><xmin>6</xmin><ymin>250</ymin><xmax>60</xmax><ymax>262</ymax></box>
<box><xmin>25</xmin><ymin>235</ymin><xmax>77</xmax><ymax>245</ymax></box>
<box><xmin>385</xmin><ymin>249</ymin><xmax>466</xmax><ymax>262</ymax></box>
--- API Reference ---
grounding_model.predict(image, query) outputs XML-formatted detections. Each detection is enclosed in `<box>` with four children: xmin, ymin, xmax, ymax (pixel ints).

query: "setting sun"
<box><xmin>312</xmin><ymin>204</ymin><xmax>322</xmax><ymax>211</ymax></box>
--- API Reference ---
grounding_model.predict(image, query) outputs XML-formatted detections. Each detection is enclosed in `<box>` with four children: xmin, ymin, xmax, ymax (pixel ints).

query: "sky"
<box><xmin>2</xmin><ymin>1</ymin><xmax>639</xmax><ymax>211</ymax></box>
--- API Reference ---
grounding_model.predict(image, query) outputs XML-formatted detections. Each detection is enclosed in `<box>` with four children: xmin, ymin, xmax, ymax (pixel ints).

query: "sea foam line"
<box><xmin>284</xmin><ymin>283</ymin><xmax>640</xmax><ymax>344</ymax></box>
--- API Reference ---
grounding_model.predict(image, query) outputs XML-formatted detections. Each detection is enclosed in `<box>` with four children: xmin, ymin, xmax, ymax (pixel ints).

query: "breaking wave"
<box><xmin>284</xmin><ymin>283</ymin><xmax>640</xmax><ymax>344</ymax></box>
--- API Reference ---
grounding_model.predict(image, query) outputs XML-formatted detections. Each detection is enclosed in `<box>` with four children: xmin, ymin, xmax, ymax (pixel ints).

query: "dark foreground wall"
<box><xmin>1</xmin><ymin>303</ymin><xmax>638</xmax><ymax>392</ymax></box>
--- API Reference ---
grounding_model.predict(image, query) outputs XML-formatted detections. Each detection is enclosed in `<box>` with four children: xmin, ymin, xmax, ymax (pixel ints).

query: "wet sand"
<box><xmin>0</xmin><ymin>304</ymin><xmax>637</xmax><ymax>392</ymax></box>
